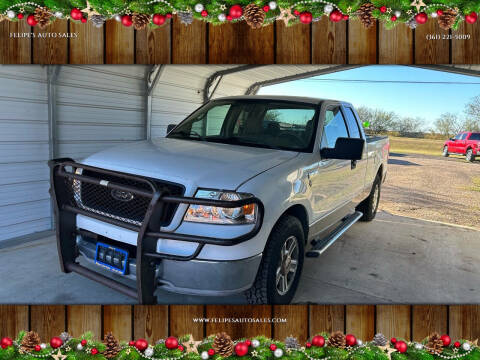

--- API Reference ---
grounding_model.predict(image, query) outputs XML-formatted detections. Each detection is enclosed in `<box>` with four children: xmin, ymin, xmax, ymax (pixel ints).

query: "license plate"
<box><xmin>94</xmin><ymin>242</ymin><xmax>129</xmax><ymax>275</ymax></box>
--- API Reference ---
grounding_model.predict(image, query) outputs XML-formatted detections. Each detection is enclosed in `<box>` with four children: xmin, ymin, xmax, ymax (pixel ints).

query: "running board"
<box><xmin>305</xmin><ymin>211</ymin><xmax>363</xmax><ymax>258</ymax></box>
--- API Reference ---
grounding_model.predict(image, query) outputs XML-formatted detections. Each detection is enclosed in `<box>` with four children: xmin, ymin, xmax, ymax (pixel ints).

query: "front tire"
<box><xmin>442</xmin><ymin>146</ymin><xmax>449</xmax><ymax>157</ymax></box>
<box><xmin>356</xmin><ymin>174</ymin><xmax>381</xmax><ymax>222</ymax></box>
<box><xmin>245</xmin><ymin>215</ymin><xmax>304</xmax><ymax>304</ymax></box>
<box><xmin>466</xmin><ymin>149</ymin><xmax>475</xmax><ymax>162</ymax></box>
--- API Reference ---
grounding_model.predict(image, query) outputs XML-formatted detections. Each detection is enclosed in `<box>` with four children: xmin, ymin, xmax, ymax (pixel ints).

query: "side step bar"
<box><xmin>306</xmin><ymin>211</ymin><xmax>363</xmax><ymax>258</ymax></box>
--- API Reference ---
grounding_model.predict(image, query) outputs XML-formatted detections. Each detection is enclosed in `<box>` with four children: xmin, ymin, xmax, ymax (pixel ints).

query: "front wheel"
<box><xmin>356</xmin><ymin>175</ymin><xmax>381</xmax><ymax>222</ymax></box>
<box><xmin>442</xmin><ymin>146</ymin><xmax>449</xmax><ymax>157</ymax></box>
<box><xmin>245</xmin><ymin>215</ymin><xmax>304</xmax><ymax>304</ymax></box>
<box><xmin>466</xmin><ymin>149</ymin><xmax>475</xmax><ymax>162</ymax></box>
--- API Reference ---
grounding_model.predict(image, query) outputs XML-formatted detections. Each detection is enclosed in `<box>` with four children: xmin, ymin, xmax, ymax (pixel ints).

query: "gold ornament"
<box><xmin>410</xmin><ymin>0</ymin><xmax>426</xmax><ymax>12</ymax></box>
<box><xmin>378</xmin><ymin>346</ymin><xmax>397</xmax><ymax>357</ymax></box>
<box><xmin>251</xmin><ymin>350</ymin><xmax>259</xmax><ymax>357</ymax></box>
<box><xmin>51</xmin><ymin>350</ymin><xmax>67</xmax><ymax>360</ymax></box>
<box><xmin>125</xmin><ymin>348</ymin><xmax>131</xmax><ymax>355</ymax></box>
<box><xmin>346</xmin><ymin>6</ymin><xmax>352</xmax><ymax>13</ymax></box>
<box><xmin>65</xmin><ymin>346</ymin><xmax>71</xmax><ymax>352</ymax></box>
<box><xmin>81</xmin><ymin>0</ymin><xmax>100</xmax><ymax>18</ymax></box>
<box><xmin>407</xmin><ymin>9</ymin><xmax>413</xmax><ymax>14</ymax></box>
<box><xmin>277</xmin><ymin>7</ymin><xmax>296</xmax><ymax>26</ymax></box>
<box><xmin>386</xmin><ymin>7</ymin><xmax>392</xmax><ymax>13</ymax></box>
<box><xmin>184</xmin><ymin>337</ymin><xmax>202</xmax><ymax>354</ymax></box>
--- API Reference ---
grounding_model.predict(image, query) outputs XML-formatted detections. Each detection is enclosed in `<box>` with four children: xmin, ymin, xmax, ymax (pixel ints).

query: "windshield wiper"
<box><xmin>169</xmin><ymin>130</ymin><xmax>205</xmax><ymax>141</ymax></box>
<box><xmin>205</xmin><ymin>136</ymin><xmax>283</xmax><ymax>150</ymax></box>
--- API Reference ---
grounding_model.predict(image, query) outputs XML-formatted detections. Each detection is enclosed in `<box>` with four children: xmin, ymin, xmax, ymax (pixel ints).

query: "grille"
<box><xmin>66</xmin><ymin>169</ymin><xmax>184</xmax><ymax>227</ymax></box>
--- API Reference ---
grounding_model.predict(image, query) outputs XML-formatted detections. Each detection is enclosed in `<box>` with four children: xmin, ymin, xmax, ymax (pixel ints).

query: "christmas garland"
<box><xmin>0</xmin><ymin>0</ymin><xmax>478</xmax><ymax>30</ymax></box>
<box><xmin>1</xmin><ymin>331</ymin><xmax>479</xmax><ymax>360</ymax></box>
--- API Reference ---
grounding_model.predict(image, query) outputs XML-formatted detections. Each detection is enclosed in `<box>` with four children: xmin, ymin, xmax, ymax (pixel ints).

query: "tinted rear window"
<box><xmin>470</xmin><ymin>133</ymin><xmax>480</xmax><ymax>140</ymax></box>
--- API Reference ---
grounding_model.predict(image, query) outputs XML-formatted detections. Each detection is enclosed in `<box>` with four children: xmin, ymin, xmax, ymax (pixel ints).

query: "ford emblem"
<box><xmin>111</xmin><ymin>189</ymin><xmax>134</xmax><ymax>202</ymax></box>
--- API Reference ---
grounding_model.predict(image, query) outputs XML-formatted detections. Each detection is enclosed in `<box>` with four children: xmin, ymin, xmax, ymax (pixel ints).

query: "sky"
<box><xmin>258</xmin><ymin>65</ymin><xmax>480</xmax><ymax>130</ymax></box>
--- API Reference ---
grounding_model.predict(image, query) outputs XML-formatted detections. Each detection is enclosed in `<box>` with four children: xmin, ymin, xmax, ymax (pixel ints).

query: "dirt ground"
<box><xmin>380</xmin><ymin>152</ymin><xmax>480</xmax><ymax>230</ymax></box>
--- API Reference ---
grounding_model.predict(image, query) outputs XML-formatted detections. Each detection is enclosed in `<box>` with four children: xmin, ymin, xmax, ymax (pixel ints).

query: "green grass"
<box><xmin>388</xmin><ymin>136</ymin><xmax>446</xmax><ymax>156</ymax></box>
<box><xmin>469</xmin><ymin>177</ymin><xmax>480</xmax><ymax>192</ymax></box>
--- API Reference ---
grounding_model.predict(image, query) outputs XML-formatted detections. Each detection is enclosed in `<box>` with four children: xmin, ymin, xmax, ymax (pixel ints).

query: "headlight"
<box><xmin>184</xmin><ymin>189</ymin><xmax>257</xmax><ymax>225</ymax></box>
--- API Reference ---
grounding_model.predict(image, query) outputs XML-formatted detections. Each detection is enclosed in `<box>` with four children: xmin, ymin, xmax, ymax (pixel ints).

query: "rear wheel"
<box><xmin>245</xmin><ymin>215</ymin><xmax>304</xmax><ymax>304</ymax></box>
<box><xmin>356</xmin><ymin>174</ymin><xmax>381</xmax><ymax>222</ymax></box>
<box><xmin>466</xmin><ymin>149</ymin><xmax>475</xmax><ymax>162</ymax></box>
<box><xmin>442</xmin><ymin>146</ymin><xmax>449</xmax><ymax>157</ymax></box>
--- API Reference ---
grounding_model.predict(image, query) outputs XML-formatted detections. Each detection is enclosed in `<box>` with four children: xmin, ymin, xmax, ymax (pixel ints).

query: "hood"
<box><xmin>81</xmin><ymin>138</ymin><xmax>298</xmax><ymax>192</ymax></box>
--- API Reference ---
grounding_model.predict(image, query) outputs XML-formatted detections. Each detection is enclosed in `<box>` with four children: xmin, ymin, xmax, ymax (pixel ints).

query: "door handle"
<box><xmin>351</xmin><ymin>160</ymin><xmax>357</xmax><ymax>170</ymax></box>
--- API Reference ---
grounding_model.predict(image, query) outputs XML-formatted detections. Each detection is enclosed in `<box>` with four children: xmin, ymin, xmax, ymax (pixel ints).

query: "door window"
<box><xmin>344</xmin><ymin>108</ymin><xmax>362</xmax><ymax>139</ymax></box>
<box><xmin>321</xmin><ymin>107</ymin><xmax>349</xmax><ymax>148</ymax></box>
<box><xmin>454</xmin><ymin>133</ymin><xmax>463</xmax><ymax>140</ymax></box>
<box><xmin>460</xmin><ymin>133</ymin><xmax>468</xmax><ymax>140</ymax></box>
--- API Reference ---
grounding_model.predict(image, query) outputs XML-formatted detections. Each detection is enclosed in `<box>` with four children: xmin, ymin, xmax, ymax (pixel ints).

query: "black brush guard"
<box><xmin>49</xmin><ymin>159</ymin><xmax>264</xmax><ymax>304</ymax></box>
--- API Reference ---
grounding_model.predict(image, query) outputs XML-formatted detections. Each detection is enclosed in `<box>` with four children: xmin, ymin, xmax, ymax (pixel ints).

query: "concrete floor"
<box><xmin>1</xmin><ymin>211</ymin><xmax>479</xmax><ymax>304</ymax></box>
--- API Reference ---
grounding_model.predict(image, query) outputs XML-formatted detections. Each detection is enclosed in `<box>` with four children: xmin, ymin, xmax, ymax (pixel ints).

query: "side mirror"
<box><xmin>167</xmin><ymin>124</ymin><xmax>177</xmax><ymax>133</ymax></box>
<box><xmin>449</xmin><ymin>138</ymin><xmax>455</xmax><ymax>141</ymax></box>
<box><xmin>321</xmin><ymin>137</ymin><xmax>365</xmax><ymax>161</ymax></box>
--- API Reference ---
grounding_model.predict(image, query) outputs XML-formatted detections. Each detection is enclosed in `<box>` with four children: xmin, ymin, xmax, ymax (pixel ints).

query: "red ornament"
<box><xmin>391</xmin><ymin>338</ymin><xmax>397</xmax><ymax>344</ymax></box>
<box><xmin>226</xmin><ymin>15</ymin><xmax>233</xmax><ymax>20</ymax></box>
<box><xmin>81</xmin><ymin>340</ymin><xmax>88</xmax><ymax>346</ymax></box>
<box><xmin>201</xmin><ymin>10</ymin><xmax>208</xmax><ymax>17</ymax></box>
<box><xmin>299</xmin><ymin>11</ymin><xmax>312</xmax><ymax>24</ymax></box>
<box><xmin>329</xmin><ymin>10</ymin><xmax>342</xmax><ymax>22</ymax></box>
<box><xmin>1</xmin><ymin>338</ymin><xmax>13</xmax><ymax>348</ymax></box>
<box><xmin>311</xmin><ymin>336</ymin><xmax>325</xmax><ymax>348</ymax></box>
<box><xmin>135</xmin><ymin>339</ymin><xmax>149</xmax><ymax>351</ymax></box>
<box><xmin>165</xmin><ymin>337</ymin><xmax>178</xmax><ymax>350</ymax></box>
<box><xmin>345</xmin><ymin>334</ymin><xmax>357</xmax><ymax>347</ymax></box>
<box><xmin>35</xmin><ymin>345</ymin><xmax>41</xmax><ymax>352</ymax></box>
<box><xmin>441</xmin><ymin>335</ymin><xmax>451</xmax><ymax>347</ymax></box>
<box><xmin>379</xmin><ymin>5</ymin><xmax>387</xmax><ymax>13</ymax></box>
<box><xmin>229</xmin><ymin>5</ymin><xmax>243</xmax><ymax>19</ymax></box>
<box><xmin>465</xmin><ymin>12</ymin><xmax>478</xmax><ymax>24</ymax></box>
<box><xmin>128</xmin><ymin>341</ymin><xmax>135</xmax><ymax>346</ymax></box>
<box><xmin>81</xmin><ymin>17</ymin><xmax>87</xmax><ymax>23</ymax></box>
<box><xmin>293</xmin><ymin>9</ymin><xmax>300</xmax><ymax>15</ymax></box>
<box><xmin>263</xmin><ymin>5</ymin><xmax>269</xmax><ymax>12</ymax></box>
<box><xmin>436</xmin><ymin>9</ymin><xmax>443</xmax><ymax>16</ymax></box>
<box><xmin>70</xmin><ymin>8</ymin><xmax>83</xmax><ymax>21</ymax></box>
<box><xmin>395</xmin><ymin>341</ymin><xmax>407</xmax><ymax>354</ymax></box>
<box><xmin>152</xmin><ymin>14</ymin><xmax>166</xmax><ymax>25</ymax></box>
<box><xmin>269</xmin><ymin>344</ymin><xmax>277</xmax><ymax>351</ymax></box>
<box><xmin>245</xmin><ymin>340</ymin><xmax>251</xmax><ymax>347</ymax></box>
<box><xmin>178</xmin><ymin>345</ymin><xmax>184</xmax><ymax>352</ymax></box>
<box><xmin>26</xmin><ymin>14</ymin><xmax>38</xmax><ymax>26</ymax></box>
<box><xmin>166</xmin><ymin>13</ymin><xmax>172</xmax><ymax>18</ymax></box>
<box><xmin>91</xmin><ymin>348</ymin><xmax>98</xmax><ymax>355</ymax></box>
<box><xmin>454</xmin><ymin>342</ymin><xmax>461</xmax><ymax>348</ymax></box>
<box><xmin>235</xmin><ymin>342</ymin><xmax>249</xmax><ymax>357</ymax></box>
<box><xmin>414</xmin><ymin>12</ymin><xmax>428</xmax><ymax>24</ymax></box>
<box><xmin>343</xmin><ymin>14</ymin><xmax>349</xmax><ymax>20</ymax></box>
<box><xmin>50</xmin><ymin>337</ymin><xmax>63</xmax><ymax>349</ymax></box>
<box><xmin>17</xmin><ymin>13</ymin><xmax>24</xmax><ymax>19</ymax></box>
<box><xmin>306</xmin><ymin>343</ymin><xmax>312</xmax><ymax>348</ymax></box>
<box><xmin>208</xmin><ymin>349</ymin><xmax>215</xmax><ymax>356</ymax></box>
<box><xmin>390</xmin><ymin>15</ymin><xmax>397</xmax><ymax>21</ymax></box>
<box><xmin>122</xmin><ymin>14</ymin><xmax>133</xmax><ymax>27</ymax></box>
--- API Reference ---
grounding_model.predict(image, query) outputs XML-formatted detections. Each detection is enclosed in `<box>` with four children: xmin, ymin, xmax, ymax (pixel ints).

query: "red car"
<box><xmin>443</xmin><ymin>131</ymin><xmax>480</xmax><ymax>162</ymax></box>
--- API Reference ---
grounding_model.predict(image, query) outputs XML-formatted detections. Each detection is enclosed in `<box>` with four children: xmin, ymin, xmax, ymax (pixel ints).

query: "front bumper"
<box><xmin>49</xmin><ymin>159</ymin><xmax>264</xmax><ymax>303</ymax></box>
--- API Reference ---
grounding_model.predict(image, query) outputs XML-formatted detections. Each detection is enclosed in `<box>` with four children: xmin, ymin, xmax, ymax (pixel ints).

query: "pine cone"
<box><xmin>327</xmin><ymin>331</ymin><xmax>346</xmax><ymax>348</ymax></box>
<box><xmin>178</xmin><ymin>11</ymin><xmax>194</xmax><ymax>25</ymax></box>
<box><xmin>21</xmin><ymin>331</ymin><xmax>41</xmax><ymax>352</ymax></box>
<box><xmin>244</xmin><ymin>4</ymin><xmax>265</xmax><ymax>29</ymax></box>
<box><xmin>406</xmin><ymin>18</ymin><xmax>417</xmax><ymax>29</ymax></box>
<box><xmin>372</xmin><ymin>333</ymin><xmax>387</xmax><ymax>347</ymax></box>
<box><xmin>212</xmin><ymin>332</ymin><xmax>234</xmax><ymax>357</ymax></box>
<box><xmin>132</xmin><ymin>13</ymin><xmax>150</xmax><ymax>30</ymax></box>
<box><xmin>357</xmin><ymin>3</ymin><xmax>375</xmax><ymax>28</ymax></box>
<box><xmin>426</xmin><ymin>333</ymin><xmax>444</xmax><ymax>354</ymax></box>
<box><xmin>103</xmin><ymin>332</ymin><xmax>121</xmax><ymax>359</ymax></box>
<box><xmin>91</xmin><ymin>14</ymin><xmax>106</xmax><ymax>28</ymax></box>
<box><xmin>438</xmin><ymin>9</ymin><xmax>457</xmax><ymax>30</ymax></box>
<box><xmin>34</xmin><ymin>7</ymin><xmax>52</xmax><ymax>29</ymax></box>
<box><xmin>285</xmin><ymin>336</ymin><xmax>299</xmax><ymax>349</ymax></box>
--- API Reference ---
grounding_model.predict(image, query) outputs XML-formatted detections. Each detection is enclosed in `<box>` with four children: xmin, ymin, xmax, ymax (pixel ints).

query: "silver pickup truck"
<box><xmin>49</xmin><ymin>95</ymin><xmax>389</xmax><ymax>304</ymax></box>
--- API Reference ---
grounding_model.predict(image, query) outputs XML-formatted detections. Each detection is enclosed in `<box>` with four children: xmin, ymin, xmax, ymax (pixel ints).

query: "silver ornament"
<box><xmin>356</xmin><ymin>340</ymin><xmax>363</xmax><ymax>346</ymax></box>
<box><xmin>218</xmin><ymin>13</ymin><xmax>226</xmax><ymax>21</ymax></box>
<box><xmin>462</xmin><ymin>343</ymin><xmax>471</xmax><ymax>351</ymax></box>
<box><xmin>201</xmin><ymin>351</ymin><xmax>209</xmax><ymax>360</ymax></box>
<box><xmin>77</xmin><ymin>344</ymin><xmax>84</xmax><ymax>351</ymax></box>
<box><xmin>144</xmin><ymin>347</ymin><xmax>154</xmax><ymax>357</ymax></box>
<box><xmin>7</xmin><ymin>10</ymin><xmax>16</xmax><ymax>18</ymax></box>
<box><xmin>394</xmin><ymin>10</ymin><xmax>401</xmax><ymax>17</ymax></box>
<box><xmin>268</xmin><ymin>1</ymin><xmax>277</xmax><ymax>10</ymax></box>
<box><xmin>114</xmin><ymin>14</ymin><xmax>122</xmax><ymax>22</ymax></box>
<box><xmin>274</xmin><ymin>348</ymin><xmax>283</xmax><ymax>358</ymax></box>
<box><xmin>430</xmin><ymin>11</ymin><xmax>438</xmax><ymax>17</ymax></box>
<box><xmin>40</xmin><ymin>344</ymin><xmax>47</xmax><ymax>350</ymax></box>
<box><xmin>251</xmin><ymin>340</ymin><xmax>260</xmax><ymax>348</ymax></box>
<box><xmin>194</xmin><ymin>3</ymin><xmax>204</xmax><ymax>12</ymax></box>
<box><xmin>54</xmin><ymin>11</ymin><xmax>63</xmax><ymax>18</ymax></box>
<box><xmin>414</xmin><ymin>343</ymin><xmax>423</xmax><ymax>350</ymax></box>
<box><xmin>323</xmin><ymin>4</ymin><xmax>333</xmax><ymax>14</ymax></box>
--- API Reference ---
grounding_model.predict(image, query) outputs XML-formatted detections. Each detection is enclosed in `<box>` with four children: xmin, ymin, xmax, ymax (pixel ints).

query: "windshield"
<box><xmin>167</xmin><ymin>100</ymin><xmax>318</xmax><ymax>152</ymax></box>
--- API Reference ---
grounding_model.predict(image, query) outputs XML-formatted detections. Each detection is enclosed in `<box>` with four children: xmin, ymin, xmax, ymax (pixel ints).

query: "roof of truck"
<box><xmin>213</xmin><ymin>95</ymin><xmax>348</xmax><ymax>105</ymax></box>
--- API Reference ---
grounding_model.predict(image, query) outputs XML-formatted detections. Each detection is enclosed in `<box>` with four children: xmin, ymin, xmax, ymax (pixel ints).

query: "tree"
<box><xmin>356</xmin><ymin>106</ymin><xmax>398</xmax><ymax>134</ymax></box>
<box><xmin>463</xmin><ymin>95</ymin><xmax>480</xmax><ymax>131</ymax></box>
<box><xmin>434</xmin><ymin>112</ymin><xmax>462</xmax><ymax>137</ymax></box>
<box><xmin>395</xmin><ymin>116</ymin><xmax>424</xmax><ymax>136</ymax></box>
